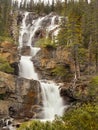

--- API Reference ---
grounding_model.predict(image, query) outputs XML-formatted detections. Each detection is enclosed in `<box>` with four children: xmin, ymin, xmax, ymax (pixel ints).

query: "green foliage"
<box><xmin>18</xmin><ymin>104</ymin><xmax>98</xmax><ymax>130</ymax></box>
<box><xmin>36</xmin><ymin>38</ymin><xmax>56</xmax><ymax>49</ymax></box>
<box><xmin>0</xmin><ymin>0</ymin><xmax>11</xmax><ymax>37</ymax></box>
<box><xmin>51</xmin><ymin>65</ymin><xmax>68</xmax><ymax>77</ymax></box>
<box><xmin>0</xmin><ymin>57</ymin><xmax>14</xmax><ymax>73</ymax></box>
<box><xmin>0</xmin><ymin>36</ymin><xmax>13</xmax><ymax>43</ymax></box>
<box><xmin>78</xmin><ymin>48</ymin><xmax>88</xmax><ymax>64</ymax></box>
<box><xmin>88</xmin><ymin>76</ymin><xmax>98</xmax><ymax>101</ymax></box>
<box><xmin>62</xmin><ymin>104</ymin><xmax>98</xmax><ymax>130</ymax></box>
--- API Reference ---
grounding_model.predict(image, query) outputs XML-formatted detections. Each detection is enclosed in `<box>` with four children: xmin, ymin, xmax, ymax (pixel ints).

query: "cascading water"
<box><xmin>40</xmin><ymin>81</ymin><xmax>64</xmax><ymax>120</ymax></box>
<box><xmin>19</xmin><ymin>56</ymin><xmax>38</xmax><ymax>80</ymax></box>
<box><xmin>18</xmin><ymin>12</ymin><xmax>65</xmax><ymax>120</ymax></box>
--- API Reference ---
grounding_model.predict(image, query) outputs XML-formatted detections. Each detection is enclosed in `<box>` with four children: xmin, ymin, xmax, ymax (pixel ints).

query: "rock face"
<box><xmin>20</xmin><ymin>46</ymin><xmax>31</xmax><ymax>56</ymax></box>
<box><xmin>0</xmin><ymin>12</ymin><xmax>91</xmax><ymax>127</ymax></box>
<box><xmin>0</xmin><ymin>72</ymin><xmax>16</xmax><ymax>118</ymax></box>
<box><xmin>0</xmin><ymin>71</ymin><xmax>43</xmax><ymax>120</ymax></box>
<box><xmin>0</xmin><ymin>41</ymin><xmax>19</xmax><ymax>75</ymax></box>
<box><xmin>0</xmin><ymin>72</ymin><xmax>15</xmax><ymax>94</ymax></box>
<box><xmin>0</xmin><ymin>41</ymin><xmax>18</xmax><ymax>64</ymax></box>
<box><xmin>60</xmin><ymin>77</ymin><xmax>91</xmax><ymax>105</ymax></box>
<box><xmin>33</xmin><ymin>46</ymin><xmax>74</xmax><ymax>82</ymax></box>
<box><xmin>9</xmin><ymin>78</ymin><xmax>42</xmax><ymax>119</ymax></box>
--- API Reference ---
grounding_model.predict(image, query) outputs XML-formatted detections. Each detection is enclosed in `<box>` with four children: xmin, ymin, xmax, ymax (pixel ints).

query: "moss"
<box><xmin>0</xmin><ymin>62</ymin><xmax>14</xmax><ymax>73</ymax></box>
<box><xmin>51</xmin><ymin>65</ymin><xmax>67</xmax><ymax>77</ymax></box>
<box><xmin>0</xmin><ymin>57</ymin><xmax>7</xmax><ymax>63</ymax></box>
<box><xmin>0</xmin><ymin>36</ymin><xmax>13</xmax><ymax>43</ymax></box>
<box><xmin>36</xmin><ymin>38</ymin><xmax>56</xmax><ymax>49</ymax></box>
<box><xmin>51</xmin><ymin>65</ymin><xmax>72</xmax><ymax>81</ymax></box>
<box><xmin>0</xmin><ymin>57</ymin><xmax>14</xmax><ymax>73</ymax></box>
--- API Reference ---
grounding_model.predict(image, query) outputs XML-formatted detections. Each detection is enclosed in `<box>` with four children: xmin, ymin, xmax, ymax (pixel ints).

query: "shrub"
<box><xmin>36</xmin><ymin>38</ymin><xmax>56</xmax><ymax>49</ymax></box>
<box><xmin>62</xmin><ymin>104</ymin><xmax>98</xmax><ymax>130</ymax></box>
<box><xmin>18</xmin><ymin>104</ymin><xmax>98</xmax><ymax>130</ymax></box>
<box><xmin>51</xmin><ymin>65</ymin><xmax>72</xmax><ymax>81</ymax></box>
<box><xmin>0</xmin><ymin>57</ymin><xmax>14</xmax><ymax>73</ymax></box>
<box><xmin>88</xmin><ymin>76</ymin><xmax>98</xmax><ymax>102</ymax></box>
<box><xmin>0</xmin><ymin>36</ymin><xmax>13</xmax><ymax>43</ymax></box>
<box><xmin>51</xmin><ymin>65</ymin><xmax>68</xmax><ymax>77</ymax></box>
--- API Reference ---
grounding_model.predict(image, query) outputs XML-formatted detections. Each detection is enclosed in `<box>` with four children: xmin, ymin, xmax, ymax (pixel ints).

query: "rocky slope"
<box><xmin>33</xmin><ymin>46</ymin><xmax>74</xmax><ymax>82</ymax></box>
<box><xmin>0</xmin><ymin>12</ymin><xmax>94</xmax><ymax>129</ymax></box>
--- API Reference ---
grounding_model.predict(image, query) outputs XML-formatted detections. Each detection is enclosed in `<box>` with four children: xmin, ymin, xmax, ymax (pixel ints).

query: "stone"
<box><xmin>0</xmin><ymin>101</ymin><xmax>11</xmax><ymax>118</ymax></box>
<box><xmin>9</xmin><ymin>78</ymin><xmax>43</xmax><ymax>119</ymax></box>
<box><xmin>0</xmin><ymin>71</ymin><xmax>16</xmax><ymax>93</ymax></box>
<box><xmin>22</xmin><ymin>33</ymin><xmax>29</xmax><ymax>46</ymax></box>
<box><xmin>33</xmin><ymin>46</ymin><xmax>74</xmax><ymax>82</ymax></box>
<box><xmin>0</xmin><ymin>41</ymin><xmax>18</xmax><ymax>63</ymax></box>
<box><xmin>21</xmin><ymin>46</ymin><xmax>31</xmax><ymax>56</ymax></box>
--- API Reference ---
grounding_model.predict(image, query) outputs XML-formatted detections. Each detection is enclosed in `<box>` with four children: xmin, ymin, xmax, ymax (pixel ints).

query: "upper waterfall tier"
<box><xmin>18</xmin><ymin>12</ymin><xmax>62</xmax><ymax>48</ymax></box>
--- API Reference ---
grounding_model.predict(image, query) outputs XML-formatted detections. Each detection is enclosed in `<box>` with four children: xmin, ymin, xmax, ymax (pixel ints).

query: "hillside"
<box><xmin>0</xmin><ymin>0</ymin><xmax>98</xmax><ymax>130</ymax></box>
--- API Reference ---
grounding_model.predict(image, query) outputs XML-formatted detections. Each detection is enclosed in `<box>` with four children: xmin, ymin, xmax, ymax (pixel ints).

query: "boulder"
<box><xmin>0</xmin><ymin>72</ymin><xmax>16</xmax><ymax>119</ymax></box>
<box><xmin>9</xmin><ymin>78</ymin><xmax>42</xmax><ymax>119</ymax></box>
<box><xmin>0</xmin><ymin>71</ymin><xmax>16</xmax><ymax>94</ymax></box>
<box><xmin>0</xmin><ymin>41</ymin><xmax>18</xmax><ymax>63</ymax></box>
<box><xmin>0</xmin><ymin>101</ymin><xmax>11</xmax><ymax>118</ymax></box>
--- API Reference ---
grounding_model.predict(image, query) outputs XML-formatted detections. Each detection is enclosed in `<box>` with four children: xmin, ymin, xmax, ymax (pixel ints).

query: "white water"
<box><xmin>19</xmin><ymin>12</ymin><xmax>29</xmax><ymax>48</ymax></box>
<box><xmin>40</xmin><ymin>81</ymin><xmax>64</xmax><ymax>119</ymax></box>
<box><xmin>18</xmin><ymin>12</ymin><xmax>65</xmax><ymax>120</ymax></box>
<box><xmin>19</xmin><ymin>56</ymin><xmax>38</xmax><ymax>80</ymax></box>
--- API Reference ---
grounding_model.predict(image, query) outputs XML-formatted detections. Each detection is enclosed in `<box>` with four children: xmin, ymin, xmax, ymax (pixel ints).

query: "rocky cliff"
<box><xmin>33</xmin><ymin>46</ymin><xmax>74</xmax><ymax>82</ymax></box>
<box><xmin>0</xmin><ymin>12</ymin><xmax>93</xmax><ymax>129</ymax></box>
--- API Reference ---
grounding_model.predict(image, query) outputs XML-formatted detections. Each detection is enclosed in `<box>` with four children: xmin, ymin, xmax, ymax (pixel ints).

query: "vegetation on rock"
<box><xmin>0</xmin><ymin>0</ymin><xmax>98</xmax><ymax>129</ymax></box>
<box><xmin>37</xmin><ymin>37</ymin><xmax>56</xmax><ymax>49</ymax></box>
<box><xmin>0</xmin><ymin>57</ymin><xmax>14</xmax><ymax>73</ymax></box>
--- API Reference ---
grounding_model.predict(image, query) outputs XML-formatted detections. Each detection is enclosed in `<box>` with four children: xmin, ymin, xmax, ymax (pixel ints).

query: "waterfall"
<box><xmin>40</xmin><ymin>81</ymin><xmax>64</xmax><ymax>120</ymax></box>
<box><xmin>19</xmin><ymin>56</ymin><xmax>38</xmax><ymax>80</ymax></box>
<box><xmin>18</xmin><ymin>12</ymin><xmax>65</xmax><ymax>120</ymax></box>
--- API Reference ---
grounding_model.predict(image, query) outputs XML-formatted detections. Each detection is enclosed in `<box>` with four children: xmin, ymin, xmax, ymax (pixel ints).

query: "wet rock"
<box><xmin>21</xmin><ymin>46</ymin><xmax>31</xmax><ymax>55</ymax></box>
<box><xmin>25</xmin><ymin>12</ymin><xmax>39</xmax><ymax>26</ymax></box>
<box><xmin>60</xmin><ymin>88</ymin><xmax>77</xmax><ymax>104</ymax></box>
<box><xmin>22</xmin><ymin>33</ymin><xmax>29</xmax><ymax>46</ymax></box>
<box><xmin>0</xmin><ymin>117</ymin><xmax>14</xmax><ymax>130</ymax></box>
